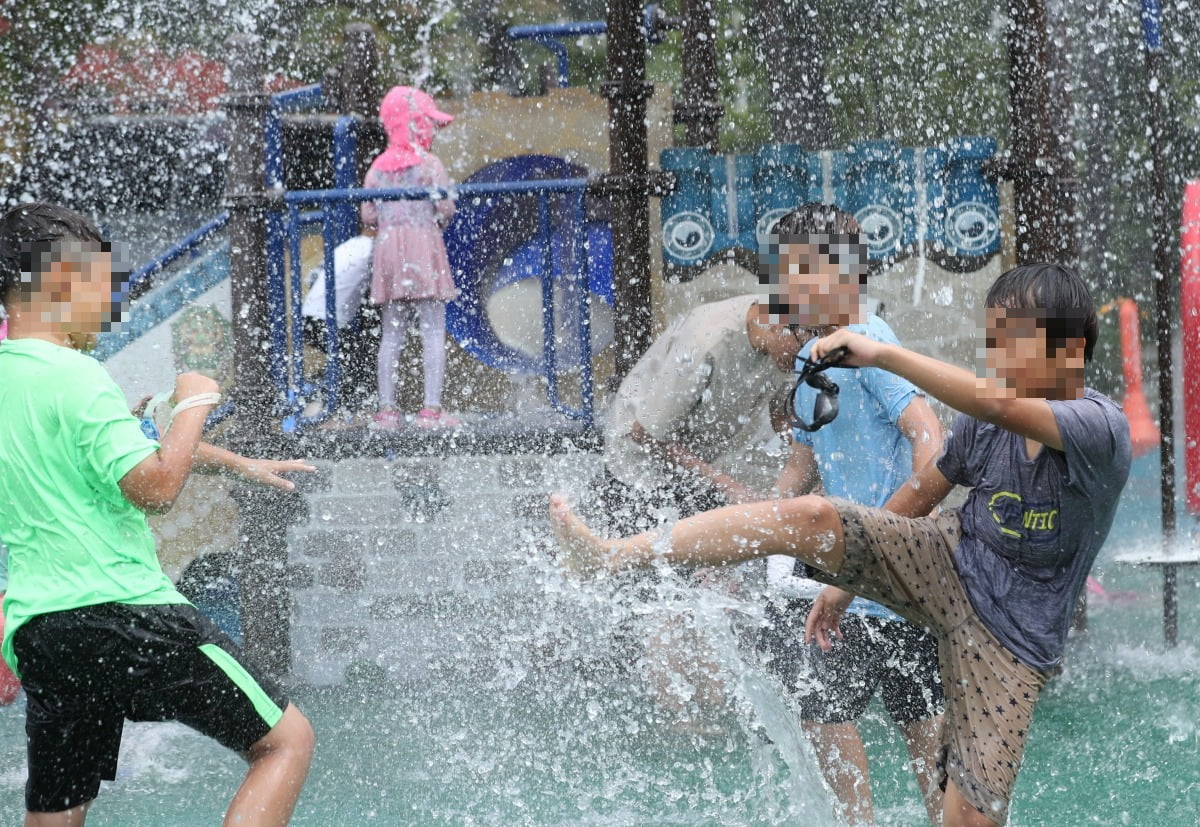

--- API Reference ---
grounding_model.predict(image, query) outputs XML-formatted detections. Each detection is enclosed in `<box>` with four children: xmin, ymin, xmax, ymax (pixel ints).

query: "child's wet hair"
<box><xmin>772</xmin><ymin>203</ymin><xmax>861</xmax><ymax>240</ymax></box>
<box><xmin>0</xmin><ymin>203</ymin><xmax>106</xmax><ymax>303</ymax></box>
<box><xmin>985</xmin><ymin>262</ymin><xmax>1099</xmax><ymax>362</ymax></box>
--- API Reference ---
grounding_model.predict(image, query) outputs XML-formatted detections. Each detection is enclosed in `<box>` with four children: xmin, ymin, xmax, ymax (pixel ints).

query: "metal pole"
<box><xmin>1004</xmin><ymin>0</ymin><xmax>1078</xmax><ymax>266</ymax></box>
<box><xmin>1141</xmin><ymin>0</ymin><xmax>1179</xmax><ymax>645</ymax></box>
<box><xmin>576</xmin><ymin>194</ymin><xmax>595</xmax><ymax>427</ymax></box>
<box><xmin>341</xmin><ymin>24</ymin><xmax>384</xmax><ymax>195</ymax></box>
<box><xmin>332</xmin><ymin>116</ymin><xmax>359</xmax><ymax>247</ymax></box>
<box><xmin>264</xmin><ymin>106</ymin><xmax>288</xmax><ymax>397</ymax></box>
<box><xmin>1004</xmin><ymin>0</ymin><xmax>1084</xmax><ymax>628</ymax></box>
<box><xmin>223</xmin><ymin>34</ymin><xmax>293</xmax><ymax>678</ymax></box>
<box><xmin>751</xmin><ymin>0</ymin><xmax>831</xmax><ymax>149</ymax></box>
<box><xmin>675</xmin><ymin>0</ymin><xmax>723</xmax><ymax>151</ymax></box>
<box><xmin>340</xmin><ymin>23</ymin><xmax>379</xmax><ymax>118</ymax></box>
<box><xmin>600</xmin><ymin>0</ymin><xmax>654</xmax><ymax>379</ymax></box>
<box><xmin>539</xmin><ymin>195</ymin><xmax>558</xmax><ymax>394</ymax></box>
<box><xmin>224</xmin><ymin>34</ymin><xmax>273</xmax><ymax>425</ymax></box>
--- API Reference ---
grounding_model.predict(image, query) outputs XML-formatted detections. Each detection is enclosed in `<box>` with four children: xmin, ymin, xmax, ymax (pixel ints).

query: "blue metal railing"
<box><xmin>94</xmin><ymin>213</ymin><xmax>231</xmax><ymax>362</ymax></box>
<box><xmin>263</xmin><ymin>85</ymin><xmax>371</xmax><ymax>407</ymax></box>
<box><xmin>507</xmin><ymin>5</ymin><xmax>671</xmax><ymax>88</ymax></box>
<box><xmin>271</xmin><ymin>83</ymin><xmax>325</xmax><ymax>112</ymax></box>
<box><xmin>279</xmin><ymin>179</ymin><xmax>597</xmax><ymax>432</ymax></box>
<box><xmin>126</xmin><ymin>212</ymin><xmax>230</xmax><ymax>293</ymax></box>
<box><xmin>264</xmin><ymin>84</ymin><xmax>340</xmax><ymax>393</ymax></box>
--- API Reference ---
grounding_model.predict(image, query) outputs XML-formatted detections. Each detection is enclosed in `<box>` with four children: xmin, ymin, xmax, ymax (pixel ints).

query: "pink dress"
<box><xmin>361</xmin><ymin>154</ymin><xmax>457</xmax><ymax>303</ymax></box>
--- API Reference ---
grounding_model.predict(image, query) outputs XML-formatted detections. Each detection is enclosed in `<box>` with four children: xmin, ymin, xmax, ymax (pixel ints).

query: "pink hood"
<box><xmin>373</xmin><ymin>86</ymin><xmax>454</xmax><ymax>173</ymax></box>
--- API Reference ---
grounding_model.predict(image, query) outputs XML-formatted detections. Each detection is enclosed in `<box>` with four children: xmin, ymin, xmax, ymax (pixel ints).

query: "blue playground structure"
<box><xmin>507</xmin><ymin>4</ymin><xmax>674</xmax><ymax>89</ymax></box>
<box><xmin>660</xmin><ymin>136</ymin><xmax>999</xmax><ymax>276</ymax></box>
<box><xmin>443</xmin><ymin>154</ymin><xmax>614</xmax><ymax>377</ymax></box>
<box><xmin>94</xmin><ymin>83</ymin><xmax>612</xmax><ymax>430</ymax></box>
<box><xmin>93</xmin><ymin>79</ymin><xmax>1001</xmax><ymax>433</ymax></box>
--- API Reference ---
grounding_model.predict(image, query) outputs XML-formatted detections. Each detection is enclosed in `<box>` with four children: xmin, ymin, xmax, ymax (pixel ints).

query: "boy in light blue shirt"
<box><xmin>794</xmin><ymin>314</ymin><xmax>922</xmax><ymax>510</ymax></box>
<box><xmin>756</xmin><ymin>205</ymin><xmax>945</xmax><ymax>825</ymax></box>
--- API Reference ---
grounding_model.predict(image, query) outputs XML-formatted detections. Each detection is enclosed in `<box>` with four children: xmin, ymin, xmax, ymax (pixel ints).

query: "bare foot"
<box><xmin>548</xmin><ymin>493</ymin><xmax>612</xmax><ymax>577</ymax></box>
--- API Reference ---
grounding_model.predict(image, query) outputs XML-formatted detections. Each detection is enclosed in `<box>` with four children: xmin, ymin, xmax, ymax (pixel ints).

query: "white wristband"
<box><xmin>169</xmin><ymin>393</ymin><xmax>222</xmax><ymax>424</ymax></box>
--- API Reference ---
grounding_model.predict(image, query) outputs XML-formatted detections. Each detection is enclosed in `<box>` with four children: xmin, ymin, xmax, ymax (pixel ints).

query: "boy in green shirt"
<box><xmin>0</xmin><ymin>203</ymin><xmax>313</xmax><ymax>825</ymax></box>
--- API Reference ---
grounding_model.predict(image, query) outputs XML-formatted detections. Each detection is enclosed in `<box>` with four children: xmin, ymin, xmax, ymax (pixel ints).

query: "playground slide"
<box><xmin>101</xmin><ymin>153</ymin><xmax>616</xmax><ymax>399</ymax></box>
<box><xmin>98</xmin><ymin>242</ymin><xmax>232</xmax><ymax>404</ymax></box>
<box><xmin>445</xmin><ymin>154</ymin><xmax>614</xmax><ymax>376</ymax></box>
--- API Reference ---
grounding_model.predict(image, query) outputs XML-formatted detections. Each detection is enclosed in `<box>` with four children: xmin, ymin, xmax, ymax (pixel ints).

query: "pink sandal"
<box><xmin>372</xmin><ymin>410</ymin><xmax>403</xmax><ymax>430</ymax></box>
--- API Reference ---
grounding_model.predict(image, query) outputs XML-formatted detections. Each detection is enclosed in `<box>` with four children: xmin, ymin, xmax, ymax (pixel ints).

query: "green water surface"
<box><xmin>1</xmin><ymin>454</ymin><xmax>1196</xmax><ymax>825</ymax></box>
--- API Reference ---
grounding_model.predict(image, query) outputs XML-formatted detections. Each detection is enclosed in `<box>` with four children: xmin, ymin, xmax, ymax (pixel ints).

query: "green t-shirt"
<box><xmin>0</xmin><ymin>338</ymin><xmax>187</xmax><ymax>674</ymax></box>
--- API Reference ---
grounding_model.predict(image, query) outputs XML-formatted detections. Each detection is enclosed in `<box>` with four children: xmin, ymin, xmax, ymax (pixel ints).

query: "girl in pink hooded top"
<box><xmin>362</xmin><ymin>86</ymin><xmax>459</xmax><ymax>429</ymax></box>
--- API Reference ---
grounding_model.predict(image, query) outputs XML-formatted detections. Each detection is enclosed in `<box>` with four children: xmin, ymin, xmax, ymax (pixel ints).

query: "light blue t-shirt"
<box><xmin>792</xmin><ymin>315</ymin><xmax>920</xmax><ymax>619</ymax></box>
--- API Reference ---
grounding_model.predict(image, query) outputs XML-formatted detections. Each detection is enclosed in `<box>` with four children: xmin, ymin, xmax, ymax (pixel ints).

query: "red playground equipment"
<box><xmin>1118</xmin><ymin>297</ymin><xmax>1160</xmax><ymax>459</ymax></box>
<box><xmin>1181</xmin><ymin>180</ymin><xmax>1200</xmax><ymax>514</ymax></box>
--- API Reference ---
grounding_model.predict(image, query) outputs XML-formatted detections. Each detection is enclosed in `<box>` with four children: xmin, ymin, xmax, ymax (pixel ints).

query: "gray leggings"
<box><xmin>376</xmin><ymin>299</ymin><xmax>446</xmax><ymax>409</ymax></box>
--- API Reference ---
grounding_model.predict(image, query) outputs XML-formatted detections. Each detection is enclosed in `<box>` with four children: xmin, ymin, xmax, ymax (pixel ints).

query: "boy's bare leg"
<box><xmin>943</xmin><ymin>779</ymin><xmax>998</xmax><ymax>827</ymax></box>
<box><xmin>224</xmin><ymin>703</ymin><xmax>314</xmax><ymax>827</ymax></box>
<box><xmin>25</xmin><ymin>803</ymin><xmax>90</xmax><ymax>827</ymax></box>
<box><xmin>801</xmin><ymin>721</ymin><xmax>873</xmax><ymax>826</ymax></box>
<box><xmin>550</xmin><ymin>494</ymin><xmax>846</xmax><ymax>576</ymax></box>
<box><xmin>899</xmin><ymin>715</ymin><xmax>945</xmax><ymax>826</ymax></box>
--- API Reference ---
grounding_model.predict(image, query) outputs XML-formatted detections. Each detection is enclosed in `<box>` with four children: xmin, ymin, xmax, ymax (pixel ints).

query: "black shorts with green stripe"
<box><xmin>14</xmin><ymin>601</ymin><xmax>289</xmax><ymax>813</ymax></box>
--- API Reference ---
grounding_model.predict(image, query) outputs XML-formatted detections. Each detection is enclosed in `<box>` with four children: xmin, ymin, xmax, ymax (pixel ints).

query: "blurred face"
<box><xmin>35</xmin><ymin>241</ymin><xmax>115</xmax><ymax>346</ymax></box>
<box><xmin>758</xmin><ymin>241</ymin><xmax>862</xmax><ymax>329</ymax></box>
<box><xmin>983</xmin><ymin>307</ymin><xmax>1083</xmax><ymax>398</ymax></box>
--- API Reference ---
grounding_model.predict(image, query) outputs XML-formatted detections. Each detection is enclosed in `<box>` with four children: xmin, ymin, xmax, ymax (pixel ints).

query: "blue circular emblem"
<box><xmin>944</xmin><ymin>201</ymin><xmax>999</xmax><ymax>254</ymax></box>
<box><xmin>854</xmin><ymin>205</ymin><xmax>903</xmax><ymax>256</ymax></box>
<box><xmin>755</xmin><ymin>208</ymin><xmax>791</xmax><ymax>246</ymax></box>
<box><xmin>662</xmin><ymin>211</ymin><xmax>715</xmax><ymax>263</ymax></box>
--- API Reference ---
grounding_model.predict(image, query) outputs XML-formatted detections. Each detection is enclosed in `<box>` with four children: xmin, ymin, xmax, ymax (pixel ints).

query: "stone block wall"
<box><xmin>288</xmin><ymin>451</ymin><xmax>603</xmax><ymax>686</ymax></box>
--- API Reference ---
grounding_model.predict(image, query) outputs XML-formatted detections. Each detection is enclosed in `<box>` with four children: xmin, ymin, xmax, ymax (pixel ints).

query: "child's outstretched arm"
<box><xmin>193</xmin><ymin>444</ymin><xmax>316</xmax><ymax>492</ymax></box>
<box><xmin>119</xmin><ymin>372</ymin><xmax>219</xmax><ymax>512</ymax></box>
<box><xmin>812</xmin><ymin>329</ymin><xmax>1066</xmax><ymax>451</ymax></box>
<box><xmin>130</xmin><ymin>396</ymin><xmax>314</xmax><ymax>491</ymax></box>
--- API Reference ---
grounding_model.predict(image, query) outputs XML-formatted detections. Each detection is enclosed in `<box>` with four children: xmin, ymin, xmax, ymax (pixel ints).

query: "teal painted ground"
<box><xmin>0</xmin><ymin>454</ymin><xmax>1196</xmax><ymax>825</ymax></box>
